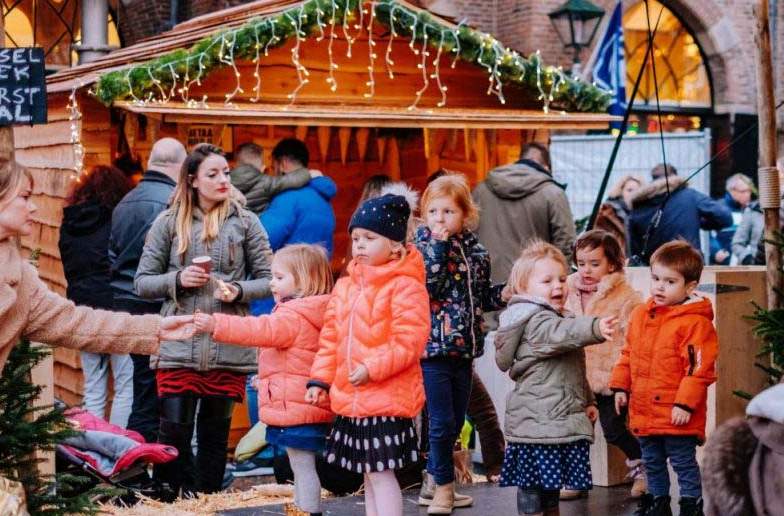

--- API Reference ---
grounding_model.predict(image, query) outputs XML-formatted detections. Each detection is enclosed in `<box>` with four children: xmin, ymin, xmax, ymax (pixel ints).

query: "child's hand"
<box><xmin>213</xmin><ymin>279</ymin><xmax>239</xmax><ymax>302</ymax></box>
<box><xmin>671</xmin><ymin>406</ymin><xmax>692</xmax><ymax>426</ymax></box>
<box><xmin>586</xmin><ymin>405</ymin><xmax>599</xmax><ymax>423</ymax></box>
<box><xmin>614</xmin><ymin>391</ymin><xmax>628</xmax><ymax>415</ymax></box>
<box><xmin>598</xmin><ymin>316</ymin><xmax>618</xmax><ymax>340</ymax></box>
<box><xmin>501</xmin><ymin>284</ymin><xmax>514</xmax><ymax>303</ymax></box>
<box><xmin>348</xmin><ymin>364</ymin><xmax>370</xmax><ymax>386</ymax></box>
<box><xmin>429</xmin><ymin>223</ymin><xmax>450</xmax><ymax>241</ymax></box>
<box><xmin>305</xmin><ymin>386</ymin><xmax>327</xmax><ymax>405</ymax></box>
<box><xmin>194</xmin><ymin>313</ymin><xmax>216</xmax><ymax>334</ymax></box>
<box><xmin>159</xmin><ymin>315</ymin><xmax>196</xmax><ymax>341</ymax></box>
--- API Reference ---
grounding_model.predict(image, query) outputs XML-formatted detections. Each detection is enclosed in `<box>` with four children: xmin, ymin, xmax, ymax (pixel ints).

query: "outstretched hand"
<box><xmin>159</xmin><ymin>315</ymin><xmax>196</xmax><ymax>341</ymax></box>
<box><xmin>598</xmin><ymin>316</ymin><xmax>618</xmax><ymax>341</ymax></box>
<box><xmin>194</xmin><ymin>313</ymin><xmax>216</xmax><ymax>334</ymax></box>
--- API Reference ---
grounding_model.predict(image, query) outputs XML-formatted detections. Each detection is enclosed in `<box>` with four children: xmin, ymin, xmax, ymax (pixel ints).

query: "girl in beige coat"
<box><xmin>0</xmin><ymin>159</ymin><xmax>194</xmax><ymax>378</ymax></box>
<box><xmin>563</xmin><ymin>229</ymin><xmax>645</xmax><ymax>499</ymax></box>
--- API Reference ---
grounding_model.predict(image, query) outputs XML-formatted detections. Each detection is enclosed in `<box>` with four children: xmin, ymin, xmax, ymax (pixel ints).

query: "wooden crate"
<box><xmin>475</xmin><ymin>266</ymin><xmax>770</xmax><ymax>486</ymax></box>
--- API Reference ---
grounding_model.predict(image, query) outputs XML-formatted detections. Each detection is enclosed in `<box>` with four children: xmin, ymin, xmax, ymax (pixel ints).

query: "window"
<box><xmin>623</xmin><ymin>0</ymin><xmax>711</xmax><ymax>108</ymax></box>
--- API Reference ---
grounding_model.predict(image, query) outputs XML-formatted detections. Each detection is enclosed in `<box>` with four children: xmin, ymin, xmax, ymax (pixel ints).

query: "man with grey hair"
<box><xmin>710</xmin><ymin>173</ymin><xmax>754</xmax><ymax>264</ymax></box>
<box><xmin>109</xmin><ymin>137</ymin><xmax>186</xmax><ymax>441</ymax></box>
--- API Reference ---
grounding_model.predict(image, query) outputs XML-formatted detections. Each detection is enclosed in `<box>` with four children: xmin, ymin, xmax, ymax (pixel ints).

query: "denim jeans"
<box><xmin>114</xmin><ymin>298</ymin><xmax>161</xmax><ymax>444</ymax></box>
<box><xmin>639</xmin><ymin>435</ymin><xmax>702</xmax><ymax>498</ymax></box>
<box><xmin>422</xmin><ymin>356</ymin><xmax>473</xmax><ymax>485</ymax></box>
<box><xmin>80</xmin><ymin>352</ymin><xmax>134</xmax><ymax>427</ymax></box>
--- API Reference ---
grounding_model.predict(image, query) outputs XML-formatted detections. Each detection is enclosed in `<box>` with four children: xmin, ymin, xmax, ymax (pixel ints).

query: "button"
<box><xmin>654</xmin><ymin>395</ymin><xmax>660</xmax><ymax>401</ymax></box>
<box><xmin>649</xmin><ymin>315</ymin><xmax>655</xmax><ymax>319</ymax></box>
<box><xmin>633</xmin><ymin>428</ymin><xmax>638</xmax><ymax>433</ymax></box>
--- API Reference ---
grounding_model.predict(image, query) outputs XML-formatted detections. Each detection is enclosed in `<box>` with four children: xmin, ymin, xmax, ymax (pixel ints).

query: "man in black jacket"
<box><xmin>109</xmin><ymin>137</ymin><xmax>186</xmax><ymax>442</ymax></box>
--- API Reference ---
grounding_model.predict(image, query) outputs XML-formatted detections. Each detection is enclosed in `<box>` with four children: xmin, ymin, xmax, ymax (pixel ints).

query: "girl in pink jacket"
<box><xmin>194</xmin><ymin>244</ymin><xmax>333</xmax><ymax>516</ymax></box>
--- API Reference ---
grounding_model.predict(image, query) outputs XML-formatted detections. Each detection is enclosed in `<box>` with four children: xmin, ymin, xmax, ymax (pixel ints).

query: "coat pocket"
<box><xmin>546</xmin><ymin>391</ymin><xmax>575</xmax><ymax>421</ymax></box>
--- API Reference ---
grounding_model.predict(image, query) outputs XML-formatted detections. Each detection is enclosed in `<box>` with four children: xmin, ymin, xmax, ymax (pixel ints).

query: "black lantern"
<box><xmin>548</xmin><ymin>0</ymin><xmax>606</xmax><ymax>66</ymax></box>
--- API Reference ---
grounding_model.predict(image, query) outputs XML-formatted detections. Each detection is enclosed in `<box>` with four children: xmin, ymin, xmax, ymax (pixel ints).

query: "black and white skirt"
<box><xmin>324</xmin><ymin>415</ymin><xmax>419</xmax><ymax>474</ymax></box>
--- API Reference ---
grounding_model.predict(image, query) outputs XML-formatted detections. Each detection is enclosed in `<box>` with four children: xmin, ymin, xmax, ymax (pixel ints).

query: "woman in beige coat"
<box><xmin>0</xmin><ymin>159</ymin><xmax>194</xmax><ymax>377</ymax></box>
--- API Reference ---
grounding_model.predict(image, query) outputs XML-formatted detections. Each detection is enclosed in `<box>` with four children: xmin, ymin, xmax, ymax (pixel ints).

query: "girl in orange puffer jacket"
<box><xmin>194</xmin><ymin>244</ymin><xmax>334</xmax><ymax>516</ymax></box>
<box><xmin>306</xmin><ymin>192</ymin><xmax>431</xmax><ymax>516</ymax></box>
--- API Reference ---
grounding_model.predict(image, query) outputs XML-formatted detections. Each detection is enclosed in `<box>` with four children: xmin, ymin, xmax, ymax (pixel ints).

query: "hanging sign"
<box><xmin>187</xmin><ymin>125</ymin><xmax>214</xmax><ymax>148</ymax></box>
<box><xmin>0</xmin><ymin>47</ymin><xmax>46</xmax><ymax>125</ymax></box>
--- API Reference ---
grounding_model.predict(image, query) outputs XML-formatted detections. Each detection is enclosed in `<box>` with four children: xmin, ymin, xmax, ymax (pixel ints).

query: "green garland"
<box><xmin>93</xmin><ymin>0</ymin><xmax>611</xmax><ymax>113</ymax></box>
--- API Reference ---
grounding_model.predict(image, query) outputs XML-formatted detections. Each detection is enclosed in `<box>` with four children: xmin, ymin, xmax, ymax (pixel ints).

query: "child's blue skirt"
<box><xmin>499</xmin><ymin>440</ymin><xmax>592</xmax><ymax>490</ymax></box>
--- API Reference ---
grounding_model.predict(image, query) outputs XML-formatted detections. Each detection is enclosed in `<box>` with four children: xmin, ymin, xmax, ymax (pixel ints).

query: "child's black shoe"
<box><xmin>678</xmin><ymin>497</ymin><xmax>704</xmax><ymax>516</ymax></box>
<box><xmin>634</xmin><ymin>493</ymin><xmax>673</xmax><ymax>516</ymax></box>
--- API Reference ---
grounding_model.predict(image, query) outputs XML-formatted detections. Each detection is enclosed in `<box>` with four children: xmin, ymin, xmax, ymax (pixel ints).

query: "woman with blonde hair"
<box><xmin>135</xmin><ymin>143</ymin><xmax>273</xmax><ymax>496</ymax></box>
<box><xmin>594</xmin><ymin>174</ymin><xmax>645</xmax><ymax>257</ymax></box>
<box><xmin>0</xmin><ymin>159</ymin><xmax>194</xmax><ymax>380</ymax></box>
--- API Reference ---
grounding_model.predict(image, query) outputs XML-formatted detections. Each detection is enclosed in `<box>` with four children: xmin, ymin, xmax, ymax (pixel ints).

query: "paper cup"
<box><xmin>192</xmin><ymin>256</ymin><xmax>212</xmax><ymax>274</ymax></box>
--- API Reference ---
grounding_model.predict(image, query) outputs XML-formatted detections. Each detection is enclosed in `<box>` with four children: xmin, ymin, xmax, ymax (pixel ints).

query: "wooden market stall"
<box><xmin>21</xmin><ymin>0</ymin><xmax>614</xmax><ymax>447</ymax></box>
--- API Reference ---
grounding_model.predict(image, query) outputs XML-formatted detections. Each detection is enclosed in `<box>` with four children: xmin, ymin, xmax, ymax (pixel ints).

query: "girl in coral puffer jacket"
<box><xmin>306</xmin><ymin>192</ymin><xmax>431</xmax><ymax>516</ymax></box>
<box><xmin>194</xmin><ymin>244</ymin><xmax>334</xmax><ymax>516</ymax></box>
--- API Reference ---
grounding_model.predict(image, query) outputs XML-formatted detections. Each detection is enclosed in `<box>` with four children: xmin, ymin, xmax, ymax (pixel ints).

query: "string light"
<box><xmin>67</xmin><ymin>83</ymin><xmax>85</xmax><ymax>182</ymax></box>
<box><xmin>92</xmin><ymin>0</ymin><xmax>609</xmax><ymax>115</ymax></box>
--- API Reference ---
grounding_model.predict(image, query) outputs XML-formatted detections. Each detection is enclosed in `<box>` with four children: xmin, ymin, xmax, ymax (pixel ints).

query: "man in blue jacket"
<box><xmin>629</xmin><ymin>163</ymin><xmax>733</xmax><ymax>264</ymax></box>
<box><xmin>109</xmin><ymin>137</ymin><xmax>186</xmax><ymax>442</ymax></box>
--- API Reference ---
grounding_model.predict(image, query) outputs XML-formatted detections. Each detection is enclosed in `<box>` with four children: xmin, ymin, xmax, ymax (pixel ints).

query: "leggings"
<box><xmin>287</xmin><ymin>447</ymin><xmax>322</xmax><ymax>513</ymax></box>
<box><xmin>364</xmin><ymin>470</ymin><xmax>402</xmax><ymax>516</ymax></box>
<box><xmin>517</xmin><ymin>487</ymin><xmax>559</xmax><ymax>515</ymax></box>
<box><xmin>155</xmin><ymin>396</ymin><xmax>235</xmax><ymax>495</ymax></box>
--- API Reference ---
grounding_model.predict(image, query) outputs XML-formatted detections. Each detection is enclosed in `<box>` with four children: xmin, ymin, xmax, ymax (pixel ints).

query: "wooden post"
<box><xmin>754</xmin><ymin>0</ymin><xmax>783</xmax><ymax>309</ymax></box>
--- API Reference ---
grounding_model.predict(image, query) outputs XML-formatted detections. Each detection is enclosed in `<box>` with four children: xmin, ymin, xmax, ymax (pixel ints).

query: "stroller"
<box><xmin>55</xmin><ymin>407</ymin><xmax>179</xmax><ymax>503</ymax></box>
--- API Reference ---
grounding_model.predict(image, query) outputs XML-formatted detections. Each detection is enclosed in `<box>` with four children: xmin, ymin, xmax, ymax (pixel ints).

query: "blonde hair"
<box><xmin>608</xmin><ymin>173</ymin><xmax>644</xmax><ymax>200</ymax></box>
<box><xmin>507</xmin><ymin>240</ymin><xmax>569</xmax><ymax>295</ymax></box>
<box><xmin>421</xmin><ymin>174</ymin><xmax>480</xmax><ymax>230</ymax></box>
<box><xmin>0</xmin><ymin>160</ymin><xmax>33</xmax><ymax>210</ymax></box>
<box><xmin>170</xmin><ymin>144</ymin><xmax>240</xmax><ymax>258</ymax></box>
<box><xmin>274</xmin><ymin>244</ymin><xmax>334</xmax><ymax>297</ymax></box>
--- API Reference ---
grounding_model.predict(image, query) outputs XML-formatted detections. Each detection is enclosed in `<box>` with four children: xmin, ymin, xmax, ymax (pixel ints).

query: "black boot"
<box><xmin>678</xmin><ymin>497</ymin><xmax>704</xmax><ymax>516</ymax></box>
<box><xmin>634</xmin><ymin>494</ymin><xmax>673</xmax><ymax>516</ymax></box>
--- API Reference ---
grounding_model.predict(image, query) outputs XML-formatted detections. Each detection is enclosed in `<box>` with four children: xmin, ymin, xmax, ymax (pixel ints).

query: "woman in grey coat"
<box><xmin>135</xmin><ymin>143</ymin><xmax>273</xmax><ymax>495</ymax></box>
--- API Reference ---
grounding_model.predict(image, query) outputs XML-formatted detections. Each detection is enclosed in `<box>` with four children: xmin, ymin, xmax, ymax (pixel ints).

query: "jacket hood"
<box><xmin>310</xmin><ymin>176</ymin><xmax>337</xmax><ymax>201</ymax></box>
<box><xmin>61</xmin><ymin>200</ymin><xmax>112</xmax><ymax>236</ymax></box>
<box><xmin>643</xmin><ymin>295</ymin><xmax>714</xmax><ymax>320</ymax></box>
<box><xmin>230</xmin><ymin>164</ymin><xmax>263</xmax><ymax>194</ymax></box>
<box><xmin>566</xmin><ymin>271</ymin><xmax>628</xmax><ymax>300</ymax></box>
<box><xmin>347</xmin><ymin>245</ymin><xmax>426</xmax><ymax>287</ymax></box>
<box><xmin>484</xmin><ymin>162</ymin><xmax>560</xmax><ymax>200</ymax></box>
<box><xmin>278</xmin><ymin>294</ymin><xmax>330</xmax><ymax>330</ymax></box>
<box><xmin>630</xmin><ymin>176</ymin><xmax>687</xmax><ymax>207</ymax></box>
<box><xmin>499</xmin><ymin>295</ymin><xmax>557</xmax><ymax>328</ymax></box>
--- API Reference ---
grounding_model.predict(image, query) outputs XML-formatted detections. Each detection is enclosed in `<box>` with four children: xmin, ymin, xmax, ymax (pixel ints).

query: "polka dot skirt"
<box><xmin>499</xmin><ymin>441</ymin><xmax>592</xmax><ymax>491</ymax></box>
<box><xmin>324</xmin><ymin>415</ymin><xmax>419</xmax><ymax>474</ymax></box>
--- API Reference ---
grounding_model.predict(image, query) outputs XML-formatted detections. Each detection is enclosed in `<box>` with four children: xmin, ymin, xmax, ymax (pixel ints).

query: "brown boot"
<box><xmin>427</xmin><ymin>483</ymin><xmax>454</xmax><ymax>515</ymax></box>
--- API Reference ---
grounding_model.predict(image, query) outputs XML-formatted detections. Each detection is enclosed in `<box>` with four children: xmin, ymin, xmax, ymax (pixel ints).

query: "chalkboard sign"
<box><xmin>0</xmin><ymin>47</ymin><xmax>46</xmax><ymax>126</ymax></box>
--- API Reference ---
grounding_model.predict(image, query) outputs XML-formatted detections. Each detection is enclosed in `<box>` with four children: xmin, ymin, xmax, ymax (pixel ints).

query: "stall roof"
<box><xmin>47</xmin><ymin>0</ymin><xmax>617</xmax><ymax>128</ymax></box>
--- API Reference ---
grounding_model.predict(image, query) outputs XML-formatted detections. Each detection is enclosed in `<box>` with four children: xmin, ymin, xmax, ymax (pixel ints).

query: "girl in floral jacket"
<box><xmin>414</xmin><ymin>174</ymin><xmax>506</xmax><ymax>515</ymax></box>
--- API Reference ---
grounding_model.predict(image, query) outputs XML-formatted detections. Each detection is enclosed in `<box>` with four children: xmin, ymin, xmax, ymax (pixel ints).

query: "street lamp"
<box><xmin>548</xmin><ymin>0</ymin><xmax>605</xmax><ymax>71</ymax></box>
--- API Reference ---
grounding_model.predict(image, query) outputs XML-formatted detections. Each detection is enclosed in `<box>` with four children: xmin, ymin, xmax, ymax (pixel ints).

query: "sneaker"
<box><xmin>232</xmin><ymin>457</ymin><xmax>275</xmax><ymax>477</ymax></box>
<box><xmin>634</xmin><ymin>494</ymin><xmax>672</xmax><ymax>516</ymax></box>
<box><xmin>626</xmin><ymin>458</ymin><xmax>648</xmax><ymax>498</ymax></box>
<box><xmin>221</xmin><ymin>468</ymin><xmax>235</xmax><ymax>490</ymax></box>
<box><xmin>678</xmin><ymin>497</ymin><xmax>704</xmax><ymax>516</ymax></box>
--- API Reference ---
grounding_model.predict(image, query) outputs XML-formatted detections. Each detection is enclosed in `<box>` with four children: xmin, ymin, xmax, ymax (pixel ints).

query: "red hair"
<box><xmin>66</xmin><ymin>165</ymin><xmax>133</xmax><ymax>209</ymax></box>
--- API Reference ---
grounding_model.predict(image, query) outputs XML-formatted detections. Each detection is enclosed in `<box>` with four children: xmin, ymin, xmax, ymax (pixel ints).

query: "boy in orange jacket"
<box><xmin>610</xmin><ymin>241</ymin><xmax>717</xmax><ymax>516</ymax></box>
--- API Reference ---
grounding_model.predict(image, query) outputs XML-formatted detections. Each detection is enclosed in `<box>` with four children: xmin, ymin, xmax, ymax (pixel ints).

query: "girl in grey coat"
<box><xmin>495</xmin><ymin>241</ymin><xmax>615</xmax><ymax>516</ymax></box>
<box><xmin>135</xmin><ymin>144</ymin><xmax>273</xmax><ymax>495</ymax></box>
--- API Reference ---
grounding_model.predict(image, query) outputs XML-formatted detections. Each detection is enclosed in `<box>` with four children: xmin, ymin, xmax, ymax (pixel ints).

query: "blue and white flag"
<box><xmin>591</xmin><ymin>1</ymin><xmax>626</xmax><ymax>129</ymax></box>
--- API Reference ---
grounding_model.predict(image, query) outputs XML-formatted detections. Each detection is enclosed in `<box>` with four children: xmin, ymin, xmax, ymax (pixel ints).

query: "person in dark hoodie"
<box><xmin>59</xmin><ymin>165</ymin><xmax>134</xmax><ymax>426</ymax></box>
<box><xmin>473</xmin><ymin>142</ymin><xmax>576</xmax><ymax>286</ymax></box>
<box><xmin>109</xmin><ymin>137</ymin><xmax>187</xmax><ymax>443</ymax></box>
<box><xmin>629</xmin><ymin>163</ymin><xmax>732</xmax><ymax>265</ymax></box>
<box><xmin>230</xmin><ymin>142</ymin><xmax>318</xmax><ymax>216</ymax></box>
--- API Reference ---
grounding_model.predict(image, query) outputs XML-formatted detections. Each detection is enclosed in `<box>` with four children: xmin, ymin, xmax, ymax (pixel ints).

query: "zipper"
<box><xmin>687</xmin><ymin>345</ymin><xmax>695</xmax><ymax>375</ymax></box>
<box><xmin>457</xmin><ymin>243</ymin><xmax>476</xmax><ymax>356</ymax></box>
<box><xmin>347</xmin><ymin>271</ymin><xmax>365</xmax><ymax>415</ymax></box>
<box><xmin>228</xmin><ymin>234</ymin><xmax>235</xmax><ymax>267</ymax></box>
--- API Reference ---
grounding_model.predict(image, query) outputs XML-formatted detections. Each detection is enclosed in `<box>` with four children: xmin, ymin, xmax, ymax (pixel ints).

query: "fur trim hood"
<box><xmin>630</xmin><ymin>175</ymin><xmax>687</xmax><ymax>208</ymax></box>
